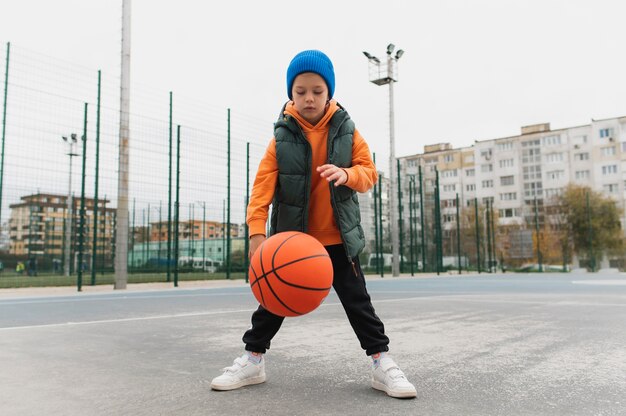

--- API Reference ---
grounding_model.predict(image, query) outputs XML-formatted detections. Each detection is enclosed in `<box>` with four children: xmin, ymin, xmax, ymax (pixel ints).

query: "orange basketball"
<box><xmin>248</xmin><ymin>231</ymin><xmax>333</xmax><ymax>317</ymax></box>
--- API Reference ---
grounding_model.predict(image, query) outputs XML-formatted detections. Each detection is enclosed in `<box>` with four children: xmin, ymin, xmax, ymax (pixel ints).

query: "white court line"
<box><xmin>0</xmin><ymin>291</ymin><xmax>249</xmax><ymax>306</ymax></box>
<box><xmin>572</xmin><ymin>280</ymin><xmax>626</xmax><ymax>286</ymax></box>
<box><xmin>2</xmin><ymin>295</ymin><xmax>625</xmax><ymax>332</ymax></box>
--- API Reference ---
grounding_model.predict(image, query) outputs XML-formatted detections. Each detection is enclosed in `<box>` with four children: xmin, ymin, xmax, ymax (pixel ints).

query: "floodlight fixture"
<box><xmin>387</xmin><ymin>43</ymin><xmax>395</xmax><ymax>55</ymax></box>
<box><xmin>395</xmin><ymin>49</ymin><xmax>404</xmax><ymax>59</ymax></box>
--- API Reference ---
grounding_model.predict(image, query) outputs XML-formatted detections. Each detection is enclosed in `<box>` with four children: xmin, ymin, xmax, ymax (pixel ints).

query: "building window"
<box><xmin>499</xmin><ymin>208</ymin><xmax>518</xmax><ymax>218</ymax></box>
<box><xmin>603</xmin><ymin>183</ymin><xmax>619</xmax><ymax>193</ymax></box>
<box><xmin>441</xmin><ymin>169</ymin><xmax>458</xmax><ymax>178</ymax></box>
<box><xmin>542</xmin><ymin>135</ymin><xmax>561</xmax><ymax>146</ymax></box>
<box><xmin>481</xmin><ymin>164</ymin><xmax>493</xmax><ymax>173</ymax></box>
<box><xmin>544</xmin><ymin>188</ymin><xmax>564</xmax><ymax>198</ymax></box>
<box><xmin>444</xmin><ymin>154</ymin><xmax>454</xmax><ymax>163</ymax></box>
<box><xmin>442</xmin><ymin>214</ymin><xmax>455</xmax><ymax>223</ymax></box>
<box><xmin>522</xmin><ymin>139</ymin><xmax>541</xmax><ymax>147</ymax></box>
<box><xmin>464</xmin><ymin>155</ymin><xmax>474</xmax><ymax>163</ymax></box>
<box><xmin>425</xmin><ymin>156</ymin><xmax>438</xmax><ymax>164</ymax></box>
<box><xmin>523</xmin><ymin>165</ymin><xmax>541</xmax><ymax>180</ymax></box>
<box><xmin>500</xmin><ymin>175</ymin><xmax>515</xmax><ymax>186</ymax></box>
<box><xmin>546</xmin><ymin>170</ymin><xmax>565</xmax><ymax>180</ymax></box>
<box><xmin>574</xmin><ymin>152</ymin><xmax>590</xmax><ymax>161</ymax></box>
<box><xmin>500</xmin><ymin>192</ymin><xmax>517</xmax><ymax>201</ymax></box>
<box><xmin>546</xmin><ymin>153</ymin><xmax>563</xmax><ymax>163</ymax></box>
<box><xmin>466</xmin><ymin>184</ymin><xmax>475</xmax><ymax>192</ymax></box>
<box><xmin>575</xmin><ymin>170</ymin><xmax>590</xmax><ymax>180</ymax></box>
<box><xmin>602</xmin><ymin>165</ymin><xmax>618</xmax><ymax>175</ymax></box>
<box><xmin>602</xmin><ymin>146</ymin><xmax>616</xmax><ymax>156</ymax></box>
<box><xmin>496</xmin><ymin>141</ymin><xmax>514</xmax><ymax>151</ymax></box>
<box><xmin>599</xmin><ymin>128</ymin><xmax>614</xmax><ymax>138</ymax></box>
<box><xmin>572</xmin><ymin>135</ymin><xmax>587</xmax><ymax>145</ymax></box>
<box><xmin>480</xmin><ymin>149</ymin><xmax>492</xmax><ymax>160</ymax></box>
<box><xmin>482</xmin><ymin>180</ymin><xmax>493</xmax><ymax>188</ymax></box>
<box><xmin>442</xmin><ymin>199</ymin><xmax>457</xmax><ymax>208</ymax></box>
<box><xmin>524</xmin><ymin>182</ymin><xmax>542</xmax><ymax>197</ymax></box>
<box><xmin>499</xmin><ymin>159</ymin><xmax>514</xmax><ymax>168</ymax></box>
<box><xmin>482</xmin><ymin>197</ymin><xmax>494</xmax><ymax>205</ymax></box>
<box><xmin>522</xmin><ymin>148</ymin><xmax>541</xmax><ymax>164</ymax></box>
<box><xmin>443</xmin><ymin>184</ymin><xmax>456</xmax><ymax>192</ymax></box>
<box><xmin>466</xmin><ymin>169</ymin><xmax>475</xmax><ymax>177</ymax></box>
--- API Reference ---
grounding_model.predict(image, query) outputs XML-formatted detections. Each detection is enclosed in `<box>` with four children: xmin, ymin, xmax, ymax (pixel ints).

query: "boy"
<box><xmin>211</xmin><ymin>50</ymin><xmax>417</xmax><ymax>399</ymax></box>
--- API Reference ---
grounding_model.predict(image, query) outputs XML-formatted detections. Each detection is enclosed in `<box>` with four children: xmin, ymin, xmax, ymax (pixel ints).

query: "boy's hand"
<box><xmin>317</xmin><ymin>164</ymin><xmax>348</xmax><ymax>187</ymax></box>
<box><xmin>249</xmin><ymin>234</ymin><xmax>266</xmax><ymax>259</ymax></box>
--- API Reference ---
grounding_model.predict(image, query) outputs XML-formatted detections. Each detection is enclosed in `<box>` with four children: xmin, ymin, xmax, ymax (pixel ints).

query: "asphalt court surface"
<box><xmin>1</xmin><ymin>273</ymin><xmax>625</xmax><ymax>415</ymax></box>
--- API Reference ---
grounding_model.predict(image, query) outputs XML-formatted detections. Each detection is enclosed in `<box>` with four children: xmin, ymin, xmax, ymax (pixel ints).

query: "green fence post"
<box><xmin>456</xmin><ymin>193</ymin><xmax>461</xmax><ymax>275</ymax></box>
<box><xmin>0</xmin><ymin>42</ymin><xmax>10</xmax><ymax>231</ymax></box>
<box><xmin>490</xmin><ymin>201</ymin><xmax>496</xmax><ymax>272</ymax></box>
<box><xmin>174</xmin><ymin>125</ymin><xmax>181</xmax><ymax>287</ymax></box>
<box><xmin>377</xmin><ymin>172</ymin><xmax>385</xmax><ymax>277</ymax></box>
<box><xmin>397</xmin><ymin>159</ymin><xmax>403</xmax><ymax>273</ymax></box>
<box><xmin>226</xmin><ymin>109</ymin><xmax>231</xmax><ymax>279</ymax></box>
<box><xmin>131</xmin><ymin>198</ymin><xmax>135</xmax><ymax>270</ymax></box>
<box><xmin>586</xmin><ymin>190</ymin><xmax>594</xmax><ymax>272</ymax></box>
<box><xmin>373</xmin><ymin>153</ymin><xmax>379</xmax><ymax>274</ymax></box>
<box><xmin>77</xmin><ymin>103</ymin><xmax>88</xmax><ymax>292</ymax></box>
<box><xmin>534</xmin><ymin>196</ymin><xmax>543</xmax><ymax>272</ymax></box>
<box><xmin>91</xmin><ymin>70</ymin><xmax>101</xmax><ymax>285</ymax></box>
<box><xmin>474</xmin><ymin>198</ymin><xmax>481</xmax><ymax>273</ymax></box>
<box><xmin>486</xmin><ymin>200</ymin><xmax>492</xmax><ymax>273</ymax></box>
<box><xmin>409</xmin><ymin>176</ymin><xmax>414</xmax><ymax>276</ymax></box>
<box><xmin>202</xmin><ymin>202</ymin><xmax>206</xmax><ymax>277</ymax></box>
<box><xmin>245</xmin><ymin>142</ymin><xmax>250</xmax><ymax>283</ymax></box>
<box><xmin>434</xmin><ymin>168</ymin><xmax>442</xmax><ymax>275</ymax></box>
<box><xmin>159</xmin><ymin>201</ymin><xmax>163</xmax><ymax>270</ymax></box>
<box><xmin>418</xmin><ymin>165</ymin><xmax>426</xmax><ymax>272</ymax></box>
<box><xmin>167</xmin><ymin>91</ymin><xmax>173</xmax><ymax>282</ymax></box>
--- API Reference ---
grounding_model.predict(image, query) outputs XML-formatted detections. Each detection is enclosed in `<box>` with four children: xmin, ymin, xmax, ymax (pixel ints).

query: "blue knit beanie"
<box><xmin>286</xmin><ymin>50</ymin><xmax>335</xmax><ymax>99</ymax></box>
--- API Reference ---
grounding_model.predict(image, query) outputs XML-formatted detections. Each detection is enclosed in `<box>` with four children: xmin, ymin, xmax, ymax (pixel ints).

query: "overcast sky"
<box><xmin>1</xmin><ymin>0</ymin><xmax>625</xmax><ymax>172</ymax></box>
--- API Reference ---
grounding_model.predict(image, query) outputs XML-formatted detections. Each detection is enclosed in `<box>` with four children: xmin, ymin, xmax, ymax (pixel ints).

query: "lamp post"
<box><xmin>62</xmin><ymin>133</ymin><xmax>78</xmax><ymax>276</ymax></box>
<box><xmin>363</xmin><ymin>44</ymin><xmax>404</xmax><ymax>277</ymax></box>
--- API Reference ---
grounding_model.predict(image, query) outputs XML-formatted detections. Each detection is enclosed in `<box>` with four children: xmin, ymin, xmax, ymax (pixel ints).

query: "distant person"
<box><xmin>210</xmin><ymin>50</ymin><xmax>416</xmax><ymax>398</ymax></box>
<box><xmin>27</xmin><ymin>257</ymin><xmax>37</xmax><ymax>276</ymax></box>
<box><xmin>16</xmin><ymin>261</ymin><xmax>25</xmax><ymax>275</ymax></box>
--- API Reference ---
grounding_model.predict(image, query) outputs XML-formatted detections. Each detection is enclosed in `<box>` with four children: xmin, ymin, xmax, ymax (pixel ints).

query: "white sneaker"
<box><xmin>210</xmin><ymin>353</ymin><xmax>266</xmax><ymax>391</ymax></box>
<box><xmin>371</xmin><ymin>356</ymin><xmax>417</xmax><ymax>398</ymax></box>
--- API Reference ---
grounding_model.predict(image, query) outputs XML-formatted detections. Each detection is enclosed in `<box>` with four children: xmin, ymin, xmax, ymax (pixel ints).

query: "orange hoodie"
<box><xmin>247</xmin><ymin>100</ymin><xmax>378</xmax><ymax>246</ymax></box>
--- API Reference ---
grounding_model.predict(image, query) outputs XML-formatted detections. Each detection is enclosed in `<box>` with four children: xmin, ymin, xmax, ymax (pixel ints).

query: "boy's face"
<box><xmin>291</xmin><ymin>72</ymin><xmax>329</xmax><ymax>125</ymax></box>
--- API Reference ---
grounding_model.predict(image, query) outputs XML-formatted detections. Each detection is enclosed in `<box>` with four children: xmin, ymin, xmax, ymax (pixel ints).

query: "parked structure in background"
<box><xmin>8</xmin><ymin>193</ymin><xmax>116</xmax><ymax>270</ymax></box>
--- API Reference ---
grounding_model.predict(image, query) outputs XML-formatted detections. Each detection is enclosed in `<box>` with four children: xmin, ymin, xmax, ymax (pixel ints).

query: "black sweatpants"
<box><xmin>242</xmin><ymin>244</ymin><xmax>390</xmax><ymax>356</ymax></box>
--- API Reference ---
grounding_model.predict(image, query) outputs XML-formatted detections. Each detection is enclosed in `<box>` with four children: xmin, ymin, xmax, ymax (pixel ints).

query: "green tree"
<box><xmin>555</xmin><ymin>185</ymin><xmax>624</xmax><ymax>262</ymax></box>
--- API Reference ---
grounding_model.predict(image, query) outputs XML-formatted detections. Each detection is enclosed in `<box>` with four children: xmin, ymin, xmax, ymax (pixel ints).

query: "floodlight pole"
<box><xmin>363</xmin><ymin>44</ymin><xmax>403</xmax><ymax>277</ymax></box>
<box><xmin>63</xmin><ymin>134</ymin><xmax>78</xmax><ymax>277</ymax></box>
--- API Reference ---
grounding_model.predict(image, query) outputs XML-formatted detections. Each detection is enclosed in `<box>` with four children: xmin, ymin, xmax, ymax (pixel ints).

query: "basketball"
<box><xmin>248</xmin><ymin>231</ymin><xmax>333</xmax><ymax>317</ymax></box>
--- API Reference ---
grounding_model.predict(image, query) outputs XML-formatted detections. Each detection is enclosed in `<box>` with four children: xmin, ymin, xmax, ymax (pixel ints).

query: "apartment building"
<box><xmin>398</xmin><ymin>116</ymin><xmax>626</xmax><ymax>234</ymax></box>
<box><xmin>8</xmin><ymin>193</ymin><xmax>116</xmax><ymax>262</ymax></box>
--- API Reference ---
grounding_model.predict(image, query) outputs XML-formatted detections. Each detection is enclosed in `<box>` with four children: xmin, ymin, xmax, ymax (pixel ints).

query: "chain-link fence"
<box><xmin>0</xmin><ymin>42</ymin><xmax>270</xmax><ymax>288</ymax></box>
<box><xmin>1</xmin><ymin>41</ymin><xmax>596</xmax><ymax>289</ymax></box>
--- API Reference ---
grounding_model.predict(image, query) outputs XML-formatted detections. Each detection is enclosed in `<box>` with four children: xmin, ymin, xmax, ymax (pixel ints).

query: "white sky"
<box><xmin>1</xmin><ymin>0</ymin><xmax>625</xmax><ymax>176</ymax></box>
